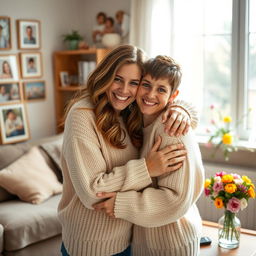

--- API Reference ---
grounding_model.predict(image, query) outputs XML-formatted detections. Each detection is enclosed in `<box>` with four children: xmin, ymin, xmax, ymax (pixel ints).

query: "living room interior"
<box><xmin>0</xmin><ymin>0</ymin><xmax>255</xmax><ymax>255</ymax></box>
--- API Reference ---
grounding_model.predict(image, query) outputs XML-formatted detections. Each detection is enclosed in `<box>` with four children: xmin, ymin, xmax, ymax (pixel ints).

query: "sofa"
<box><xmin>0</xmin><ymin>134</ymin><xmax>64</xmax><ymax>256</ymax></box>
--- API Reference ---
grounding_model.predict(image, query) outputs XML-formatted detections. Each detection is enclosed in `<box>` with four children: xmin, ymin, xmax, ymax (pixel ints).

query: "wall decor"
<box><xmin>0</xmin><ymin>16</ymin><xmax>11</xmax><ymax>50</ymax></box>
<box><xmin>23</xmin><ymin>80</ymin><xmax>46</xmax><ymax>101</ymax></box>
<box><xmin>20</xmin><ymin>52</ymin><xmax>42</xmax><ymax>79</ymax></box>
<box><xmin>0</xmin><ymin>82</ymin><xmax>22</xmax><ymax>104</ymax></box>
<box><xmin>17</xmin><ymin>19</ymin><xmax>41</xmax><ymax>49</ymax></box>
<box><xmin>0</xmin><ymin>54</ymin><xmax>19</xmax><ymax>83</ymax></box>
<box><xmin>0</xmin><ymin>103</ymin><xmax>30</xmax><ymax>144</ymax></box>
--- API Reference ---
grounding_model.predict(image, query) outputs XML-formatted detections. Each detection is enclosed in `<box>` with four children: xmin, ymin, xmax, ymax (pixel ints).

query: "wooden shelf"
<box><xmin>58</xmin><ymin>86</ymin><xmax>83</xmax><ymax>91</ymax></box>
<box><xmin>53</xmin><ymin>48</ymin><xmax>109</xmax><ymax>133</ymax></box>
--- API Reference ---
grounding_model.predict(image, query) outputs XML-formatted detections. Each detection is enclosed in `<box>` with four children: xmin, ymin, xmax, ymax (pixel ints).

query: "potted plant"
<box><xmin>62</xmin><ymin>30</ymin><xmax>84</xmax><ymax>50</ymax></box>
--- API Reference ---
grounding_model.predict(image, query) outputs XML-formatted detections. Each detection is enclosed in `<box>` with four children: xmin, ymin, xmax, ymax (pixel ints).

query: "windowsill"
<box><xmin>197</xmin><ymin>135</ymin><xmax>256</xmax><ymax>168</ymax></box>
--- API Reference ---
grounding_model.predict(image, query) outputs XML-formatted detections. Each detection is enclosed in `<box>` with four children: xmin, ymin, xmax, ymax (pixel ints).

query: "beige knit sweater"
<box><xmin>58</xmin><ymin>96</ymin><xmax>199</xmax><ymax>256</ymax></box>
<box><xmin>58</xmin><ymin>97</ymin><xmax>152</xmax><ymax>256</ymax></box>
<box><xmin>114</xmin><ymin>114</ymin><xmax>204</xmax><ymax>256</ymax></box>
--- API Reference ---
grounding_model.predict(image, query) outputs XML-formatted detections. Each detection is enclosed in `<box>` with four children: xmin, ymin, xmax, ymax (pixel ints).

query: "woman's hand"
<box><xmin>145</xmin><ymin>136</ymin><xmax>187</xmax><ymax>177</ymax></box>
<box><xmin>93</xmin><ymin>192</ymin><xmax>117</xmax><ymax>218</ymax></box>
<box><xmin>162</xmin><ymin>107</ymin><xmax>191</xmax><ymax>136</ymax></box>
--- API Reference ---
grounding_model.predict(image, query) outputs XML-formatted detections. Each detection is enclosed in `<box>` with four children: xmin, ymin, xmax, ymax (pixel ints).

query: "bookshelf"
<box><xmin>53</xmin><ymin>48</ymin><xmax>109</xmax><ymax>133</ymax></box>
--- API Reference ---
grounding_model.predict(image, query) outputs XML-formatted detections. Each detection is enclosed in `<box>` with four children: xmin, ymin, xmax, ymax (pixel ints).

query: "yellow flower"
<box><xmin>222</xmin><ymin>174</ymin><xmax>234</xmax><ymax>183</ymax></box>
<box><xmin>248</xmin><ymin>188</ymin><xmax>255</xmax><ymax>198</ymax></box>
<box><xmin>204</xmin><ymin>179</ymin><xmax>211</xmax><ymax>188</ymax></box>
<box><xmin>251</xmin><ymin>183</ymin><xmax>255</xmax><ymax>189</ymax></box>
<box><xmin>223</xmin><ymin>116</ymin><xmax>232</xmax><ymax>123</ymax></box>
<box><xmin>214</xmin><ymin>198</ymin><xmax>224</xmax><ymax>208</ymax></box>
<box><xmin>225</xmin><ymin>184</ymin><xmax>237</xmax><ymax>194</ymax></box>
<box><xmin>222</xmin><ymin>133</ymin><xmax>233</xmax><ymax>145</ymax></box>
<box><xmin>242</xmin><ymin>176</ymin><xmax>252</xmax><ymax>184</ymax></box>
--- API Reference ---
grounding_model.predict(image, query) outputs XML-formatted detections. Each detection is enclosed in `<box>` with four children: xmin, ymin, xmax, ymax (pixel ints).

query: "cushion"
<box><xmin>0</xmin><ymin>147</ymin><xmax>62</xmax><ymax>204</ymax></box>
<box><xmin>0</xmin><ymin>143</ymin><xmax>30</xmax><ymax>202</ymax></box>
<box><xmin>0</xmin><ymin>195</ymin><xmax>62</xmax><ymax>251</ymax></box>
<box><xmin>0</xmin><ymin>224</ymin><xmax>3</xmax><ymax>253</ymax></box>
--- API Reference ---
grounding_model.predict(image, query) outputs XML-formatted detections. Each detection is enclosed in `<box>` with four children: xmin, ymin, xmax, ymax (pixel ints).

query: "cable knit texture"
<box><xmin>114</xmin><ymin>114</ymin><xmax>204</xmax><ymax>256</ymax></box>
<box><xmin>58</xmin><ymin>97</ymin><xmax>152</xmax><ymax>256</ymax></box>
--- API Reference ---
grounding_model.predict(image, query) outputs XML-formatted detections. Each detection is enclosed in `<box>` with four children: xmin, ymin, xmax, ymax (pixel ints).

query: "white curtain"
<box><xmin>129</xmin><ymin>0</ymin><xmax>173</xmax><ymax>57</ymax></box>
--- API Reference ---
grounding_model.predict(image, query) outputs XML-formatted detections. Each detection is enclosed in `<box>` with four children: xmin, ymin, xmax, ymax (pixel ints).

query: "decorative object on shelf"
<box><xmin>0</xmin><ymin>16</ymin><xmax>11</xmax><ymax>50</ymax></box>
<box><xmin>59</xmin><ymin>71</ymin><xmax>69</xmax><ymax>87</ymax></box>
<box><xmin>206</xmin><ymin>104</ymin><xmax>252</xmax><ymax>161</ymax></box>
<box><xmin>17</xmin><ymin>19</ymin><xmax>41</xmax><ymax>50</ymax></box>
<box><xmin>62</xmin><ymin>30</ymin><xmax>84</xmax><ymax>50</ymax></box>
<box><xmin>204</xmin><ymin>172</ymin><xmax>255</xmax><ymax>249</ymax></box>
<box><xmin>0</xmin><ymin>103</ymin><xmax>30</xmax><ymax>144</ymax></box>
<box><xmin>101</xmin><ymin>33</ymin><xmax>121</xmax><ymax>48</ymax></box>
<box><xmin>23</xmin><ymin>80</ymin><xmax>46</xmax><ymax>101</ymax></box>
<box><xmin>20</xmin><ymin>52</ymin><xmax>43</xmax><ymax>79</ymax></box>
<box><xmin>0</xmin><ymin>83</ymin><xmax>22</xmax><ymax>104</ymax></box>
<box><xmin>0</xmin><ymin>54</ymin><xmax>20</xmax><ymax>83</ymax></box>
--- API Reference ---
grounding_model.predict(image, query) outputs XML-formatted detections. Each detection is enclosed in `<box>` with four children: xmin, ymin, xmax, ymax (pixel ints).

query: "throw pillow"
<box><xmin>0</xmin><ymin>146</ymin><xmax>62</xmax><ymax>204</ymax></box>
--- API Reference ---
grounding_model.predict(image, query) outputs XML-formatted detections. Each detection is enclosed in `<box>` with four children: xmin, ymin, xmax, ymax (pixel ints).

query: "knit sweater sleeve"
<box><xmin>114</xmin><ymin>120</ymin><xmax>204</xmax><ymax>227</ymax></box>
<box><xmin>169</xmin><ymin>99</ymin><xmax>199</xmax><ymax>129</ymax></box>
<box><xmin>62</xmin><ymin>107</ymin><xmax>152</xmax><ymax>209</ymax></box>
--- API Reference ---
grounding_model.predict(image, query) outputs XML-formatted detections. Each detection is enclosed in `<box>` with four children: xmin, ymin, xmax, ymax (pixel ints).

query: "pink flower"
<box><xmin>211</xmin><ymin>119</ymin><xmax>215</xmax><ymax>125</ymax></box>
<box><xmin>227</xmin><ymin>197</ymin><xmax>241</xmax><ymax>213</ymax></box>
<box><xmin>237</xmin><ymin>184</ymin><xmax>247</xmax><ymax>193</ymax></box>
<box><xmin>215</xmin><ymin>171</ymin><xmax>226</xmax><ymax>177</ymax></box>
<box><xmin>204</xmin><ymin>188</ymin><xmax>211</xmax><ymax>196</ymax></box>
<box><xmin>210</xmin><ymin>105</ymin><xmax>215</xmax><ymax>109</ymax></box>
<box><xmin>213</xmin><ymin>182</ymin><xmax>224</xmax><ymax>193</ymax></box>
<box><xmin>232</xmin><ymin>173</ymin><xmax>241</xmax><ymax>179</ymax></box>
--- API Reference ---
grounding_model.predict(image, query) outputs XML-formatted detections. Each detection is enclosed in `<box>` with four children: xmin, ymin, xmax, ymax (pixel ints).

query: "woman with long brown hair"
<box><xmin>58</xmin><ymin>45</ymin><xmax>197</xmax><ymax>256</ymax></box>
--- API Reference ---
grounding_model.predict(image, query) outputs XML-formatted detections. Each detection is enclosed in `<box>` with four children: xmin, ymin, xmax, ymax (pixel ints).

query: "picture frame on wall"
<box><xmin>0</xmin><ymin>54</ymin><xmax>20</xmax><ymax>83</ymax></box>
<box><xmin>20</xmin><ymin>52</ymin><xmax>42</xmax><ymax>79</ymax></box>
<box><xmin>0</xmin><ymin>16</ymin><xmax>11</xmax><ymax>50</ymax></box>
<box><xmin>0</xmin><ymin>103</ymin><xmax>30</xmax><ymax>144</ymax></box>
<box><xmin>17</xmin><ymin>19</ymin><xmax>40</xmax><ymax>49</ymax></box>
<box><xmin>0</xmin><ymin>83</ymin><xmax>22</xmax><ymax>104</ymax></box>
<box><xmin>23</xmin><ymin>80</ymin><xmax>46</xmax><ymax>101</ymax></box>
<box><xmin>60</xmin><ymin>71</ymin><xmax>69</xmax><ymax>87</ymax></box>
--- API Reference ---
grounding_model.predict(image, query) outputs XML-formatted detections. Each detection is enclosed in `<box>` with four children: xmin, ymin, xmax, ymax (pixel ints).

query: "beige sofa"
<box><xmin>0</xmin><ymin>134</ymin><xmax>63</xmax><ymax>256</ymax></box>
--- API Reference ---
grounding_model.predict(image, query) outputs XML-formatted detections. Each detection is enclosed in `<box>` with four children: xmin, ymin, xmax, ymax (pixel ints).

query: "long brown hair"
<box><xmin>64</xmin><ymin>45</ymin><xmax>146</xmax><ymax>149</ymax></box>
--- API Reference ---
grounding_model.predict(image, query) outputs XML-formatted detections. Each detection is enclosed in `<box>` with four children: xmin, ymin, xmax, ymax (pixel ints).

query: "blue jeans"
<box><xmin>61</xmin><ymin>243</ymin><xmax>131</xmax><ymax>256</ymax></box>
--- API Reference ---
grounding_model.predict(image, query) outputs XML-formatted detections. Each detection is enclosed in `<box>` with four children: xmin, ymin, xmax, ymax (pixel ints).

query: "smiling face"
<box><xmin>106</xmin><ymin>63</ymin><xmax>141</xmax><ymax>113</ymax></box>
<box><xmin>136</xmin><ymin>74</ymin><xmax>175</xmax><ymax>126</ymax></box>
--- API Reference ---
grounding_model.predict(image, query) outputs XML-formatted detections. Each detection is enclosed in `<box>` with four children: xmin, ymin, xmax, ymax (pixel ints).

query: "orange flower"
<box><xmin>222</xmin><ymin>174</ymin><xmax>233</xmax><ymax>183</ymax></box>
<box><xmin>204</xmin><ymin>179</ymin><xmax>211</xmax><ymax>188</ymax></box>
<box><xmin>214</xmin><ymin>198</ymin><xmax>224</xmax><ymax>208</ymax></box>
<box><xmin>248</xmin><ymin>188</ymin><xmax>255</xmax><ymax>198</ymax></box>
<box><xmin>225</xmin><ymin>184</ymin><xmax>237</xmax><ymax>194</ymax></box>
<box><xmin>222</xmin><ymin>133</ymin><xmax>233</xmax><ymax>145</ymax></box>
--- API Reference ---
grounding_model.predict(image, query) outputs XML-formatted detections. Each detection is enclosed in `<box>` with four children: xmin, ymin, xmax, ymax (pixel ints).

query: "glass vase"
<box><xmin>218</xmin><ymin>210</ymin><xmax>241</xmax><ymax>249</ymax></box>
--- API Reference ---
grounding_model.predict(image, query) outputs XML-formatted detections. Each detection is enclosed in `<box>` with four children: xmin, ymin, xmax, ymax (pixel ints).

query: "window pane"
<box><xmin>204</xmin><ymin>0</ymin><xmax>232</xmax><ymax>34</ymax></box>
<box><xmin>249</xmin><ymin>0</ymin><xmax>256</xmax><ymax>32</ymax></box>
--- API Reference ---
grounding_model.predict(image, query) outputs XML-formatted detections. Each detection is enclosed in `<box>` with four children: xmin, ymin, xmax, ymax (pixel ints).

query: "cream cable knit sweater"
<box><xmin>114</xmin><ymin>114</ymin><xmax>204</xmax><ymax>256</ymax></box>
<box><xmin>58</xmin><ymin>97</ymin><xmax>199</xmax><ymax>256</ymax></box>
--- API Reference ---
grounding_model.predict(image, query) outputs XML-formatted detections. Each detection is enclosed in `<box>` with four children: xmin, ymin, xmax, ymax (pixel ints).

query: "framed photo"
<box><xmin>0</xmin><ymin>54</ymin><xmax>19</xmax><ymax>83</ymax></box>
<box><xmin>60</xmin><ymin>71</ymin><xmax>69</xmax><ymax>87</ymax></box>
<box><xmin>23</xmin><ymin>80</ymin><xmax>46</xmax><ymax>101</ymax></box>
<box><xmin>0</xmin><ymin>16</ymin><xmax>11</xmax><ymax>50</ymax></box>
<box><xmin>20</xmin><ymin>52</ymin><xmax>42</xmax><ymax>79</ymax></box>
<box><xmin>0</xmin><ymin>83</ymin><xmax>22</xmax><ymax>104</ymax></box>
<box><xmin>0</xmin><ymin>103</ymin><xmax>30</xmax><ymax>144</ymax></box>
<box><xmin>17</xmin><ymin>19</ymin><xmax>40</xmax><ymax>49</ymax></box>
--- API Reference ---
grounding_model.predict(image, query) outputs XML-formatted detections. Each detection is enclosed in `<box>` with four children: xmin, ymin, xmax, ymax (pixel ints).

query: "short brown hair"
<box><xmin>143</xmin><ymin>56</ymin><xmax>182</xmax><ymax>95</ymax></box>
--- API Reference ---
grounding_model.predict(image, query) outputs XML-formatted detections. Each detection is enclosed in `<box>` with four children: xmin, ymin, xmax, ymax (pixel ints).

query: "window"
<box><xmin>149</xmin><ymin>0</ymin><xmax>255</xmax><ymax>143</ymax></box>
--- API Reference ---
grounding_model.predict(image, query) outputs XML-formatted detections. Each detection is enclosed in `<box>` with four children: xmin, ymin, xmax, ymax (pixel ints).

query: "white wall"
<box><xmin>80</xmin><ymin>0</ymin><xmax>131</xmax><ymax>45</ymax></box>
<box><xmin>0</xmin><ymin>0</ymin><xmax>85</xmax><ymax>140</ymax></box>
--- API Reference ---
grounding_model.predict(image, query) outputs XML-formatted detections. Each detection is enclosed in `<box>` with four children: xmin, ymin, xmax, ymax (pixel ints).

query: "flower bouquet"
<box><xmin>204</xmin><ymin>172</ymin><xmax>255</xmax><ymax>249</ymax></box>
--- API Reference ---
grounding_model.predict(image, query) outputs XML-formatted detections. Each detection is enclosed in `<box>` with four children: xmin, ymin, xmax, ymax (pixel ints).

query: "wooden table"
<box><xmin>200</xmin><ymin>221</ymin><xmax>256</xmax><ymax>256</ymax></box>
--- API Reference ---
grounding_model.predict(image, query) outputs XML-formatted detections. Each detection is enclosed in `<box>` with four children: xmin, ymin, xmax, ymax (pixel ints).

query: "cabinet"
<box><xmin>53</xmin><ymin>48</ymin><xmax>109</xmax><ymax>133</ymax></box>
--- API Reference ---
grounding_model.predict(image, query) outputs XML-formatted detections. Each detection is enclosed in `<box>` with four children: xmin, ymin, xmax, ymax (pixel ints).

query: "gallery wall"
<box><xmin>0</xmin><ymin>0</ymin><xmax>94</xmax><ymax>140</ymax></box>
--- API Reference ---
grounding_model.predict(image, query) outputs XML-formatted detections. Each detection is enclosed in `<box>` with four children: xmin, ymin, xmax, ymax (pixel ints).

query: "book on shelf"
<box><xmin>78</xmin><ymin>61</ymin><xmax>96</xmax><ymax>86</ymax></box>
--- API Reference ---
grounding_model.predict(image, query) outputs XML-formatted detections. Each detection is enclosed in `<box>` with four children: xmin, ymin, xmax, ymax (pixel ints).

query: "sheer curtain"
<box><xmin>129</xmin><ymin>0</ymin><xmax>172</xmax><ymax>57</ymax></box>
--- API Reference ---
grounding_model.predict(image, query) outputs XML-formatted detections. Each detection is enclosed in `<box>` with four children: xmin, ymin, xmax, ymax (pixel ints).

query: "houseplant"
<box><xmin>204</xmin><ymin>172</ymin><xmax>255</xmax><ymax>249</ymax></box>
<box><xmin>62</xmin><ymin>30</ymin><xmax>84</xmax><ymax>50</ymax></box>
